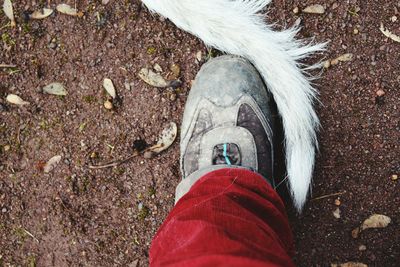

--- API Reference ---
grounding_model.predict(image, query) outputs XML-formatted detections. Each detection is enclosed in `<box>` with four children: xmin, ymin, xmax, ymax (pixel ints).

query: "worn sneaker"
<box><xmin>176</xmin><ymin>56</ymin><xmax>276</xmax><ymax>202</ymax></box>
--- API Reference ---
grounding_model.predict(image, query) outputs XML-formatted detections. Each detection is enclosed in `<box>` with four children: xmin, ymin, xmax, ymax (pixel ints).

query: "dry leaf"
<box><xmin>323</xmin><ymin>60</ymin><xmax>331</xmax><ymax>69</ymax></box>
<box><xmin>3</xmin><ymin>0</ymin><xmax>16</xmax><ymax>26</ymax></box>
<box><xmin>352</xmin><ymin>214</ymin><xmax>391</xmax><ymax>238</ymax></box>
<box><xmin>153</xmin><ymin>63</ymin><xmax>163</xmax><ymax>73</ymax></box>
<box><xmin>150</xmin><ymin>122</ymin><xmax>177</xmax><ymax>154</ymax></box>
<box><xmin>56</xmin><ymin>4</ymin><xmax>78</xmax><ymax>16</ymax></box>
<box><xmin>128</xmin><ymin>259</ymin><xmax>139</xmax><ymax>267</ymax></box>
<box><xmin>43</xmin><ymin>155</ymin><xmax>62</xmax><ymax>173</ymax></box>
<box><xmin>303</xmin><ymin>4</ymin><xmax>325</xmax><ymax>14</ymax></box>
<box><xmin>103</xmin><ymin>78</ymin><xmax>117</xmax><ymax>98</ymax></box>
<box><xmin>170</xmin><ymin>64</ymin><xmax>181</xmax><ymax>79</ymax></box>
<box><xmin>331</xmin><ymin>53</ymin><xmax>354</xmax><ymax>65</ymax></box>
<box><xmin>31</xmin><ymin>8</ymin><xmax>54</xmax><ymax>19</ymax></box>
<box><xmin>294</xmin><ymin>17</ymin><xmax>302</xmax><ymax>28</ymax></box>
<box><xmin>139</xmin><ymin>68</ymin><xmax>169</xmax><ymax>88</ymax></box>
<box><xmin>331</xmin><ymin>263</ymin><xmax>368</xmax><ymax>267</ymax></box>
<box><xmin>6</xmin><ymin>94</ymin><xmax>30</xmax><ymax>105</ymax></box>
<box><xmin>380</xmin><ymin>23</ymin><xmax>400</xmax><ymax>43</ymax></box>
<box><xmin>361</xmin><ymin>214</ymin><xmax>391</xmax><ymax>230</ymax></box>
<box><xmin>43</xmin><ymin>82</ymin><xmax>67</xmax><ymax>96</ymax></box>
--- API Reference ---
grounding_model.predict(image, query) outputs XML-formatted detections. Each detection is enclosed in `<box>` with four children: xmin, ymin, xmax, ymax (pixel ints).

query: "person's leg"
<box><xmin>150</xmin><ymin>56</ymin><xmax>294</xmax><ymax>266</ymax></box>
<box><xmin>150</xmin><ymin>168</ymin><xmax>294</xmax><ymax>267</ymax></box>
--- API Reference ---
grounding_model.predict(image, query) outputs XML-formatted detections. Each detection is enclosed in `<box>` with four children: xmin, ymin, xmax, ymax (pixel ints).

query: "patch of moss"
<box><xmin>147</xmin><ymin>186</ymin><xmax>156</xmax><ymax>196</ymax></box>
<box><xmin>113</xmin><ymin>167</ymin><xmax>125</xmax><ymax>175</ymax></box>
<box><xmin>22</xmin><ymin>23</ymin><xmax>31</xmax><ymax>34</ymax></box>
<box><xmin>26</xmin><ymin>255</ymin><xmax>36</xmax><ymax>267</ymax></box>
<box><xmin>83</xmin><ymin>95</ymin><xmax>96</xmax><ymax>104</ymax></box>
<box><xmin>80</xmin><ymin>176</ymin><xmax>90</xmax><ymax>193</ymax></box>
<box><xmin>147</xmin><ymin>46</ymin><xmax>157</xmax><ymax>55</ymax></box>
<box><xmin>65</xmin><ymin>176</ymin><xmax>72</xmax><ymax>183</ymax></box>
<box><xmin>1</xmin><ymin>32</ymin><xmax>15</xmax><ymax>46</ymax></box>
<box><xmin>13</xmin><ymin>227</ymin><xmax>28</xmax><ymax>242</ymax></box>
<box><xmin>130</xmin><ymin>13</ymin><xmax>137</xmax><ymax>20</ymax></box>
<box><xmin>132</xmin><ymin>236</ymin><xmax>140</xmax><ymax>245</ymax></box>
<box><xmin>348</xmin><ymin>7</ymin><xmax>360</xmax><ymax>17</ymax></box>
<box><xmin>38</xmin><ymin>120</ymin><xmax>50</xmax><ymax>130</ymax></box>
<box><xmin>78</xmin><ymin>122</ymin><xmax>87</xmax><ymax>133</ymax></box>
<box><xmin>138</xmin><ymin>206</ymin><xmax>150</xmax><ymax>220</ymax></box>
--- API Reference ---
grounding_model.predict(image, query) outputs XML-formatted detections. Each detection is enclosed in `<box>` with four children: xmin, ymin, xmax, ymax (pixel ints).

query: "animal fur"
<box><xmin>141</xmin><ymin>0</ymin><xmax>325</xmax><ymax>212</ymax></box>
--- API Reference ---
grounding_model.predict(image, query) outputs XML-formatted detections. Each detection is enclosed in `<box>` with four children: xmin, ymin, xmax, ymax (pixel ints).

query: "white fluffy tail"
<box><xmin>142</xmin><ymin>0</ymin><xmax>325</xmax><ymax>212</ymax></box>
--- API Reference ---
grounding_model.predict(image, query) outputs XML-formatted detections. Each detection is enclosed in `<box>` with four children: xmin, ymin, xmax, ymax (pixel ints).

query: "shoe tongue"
<box><xmin>212</xmin><ymin>143</ymin><xmax>241</xmax><ymax>165</ymax></box>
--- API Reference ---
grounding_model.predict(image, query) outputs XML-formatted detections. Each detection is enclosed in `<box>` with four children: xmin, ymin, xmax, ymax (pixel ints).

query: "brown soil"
<box><xmin>1</xmin><ymin>1</ymin><xmax>399</xmax><ymax>266</ymax></box>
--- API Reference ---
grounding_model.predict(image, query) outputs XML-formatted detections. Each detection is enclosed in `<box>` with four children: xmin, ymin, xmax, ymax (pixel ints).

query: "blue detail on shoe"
<box><xmin>223</xmin><ymin>143</ymin><xmax>232</xmax><ymax>165</ymax></box>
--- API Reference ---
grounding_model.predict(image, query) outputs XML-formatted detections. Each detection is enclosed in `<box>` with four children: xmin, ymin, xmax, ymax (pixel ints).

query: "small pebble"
<box><xmin>195</xmin><ymin>51</ymin><xmax>202</xmax><ymax>62</ymax></box>
<box><xmin>3</xmin><ymin>145</ymin><xmax>10</xmax><ymax>152</ymax></box>
<box><xmin>334</xmin><ymin>199</ymin><xmax>341</xmax><ymax>206</ymax></box>
<box><xmin>293</xmin><ymin>7</ymin><xmax>299</xmax><ymax>14</ymax></box>
<box><xmin>1</xmin><ymin>207</ymin><xmax>7</xmax><ymax>213</ymax></box>
<box><xmin>353</xmin><ymin>28</ymin><xmax>359</xmax><ymax>34</ymax></box>
<box><xmin>48</xmin><ymin>42</ymin><xmax>57</xmax><ymax>49</ymax></box>
<box><xmin>359</xmin><ymin>245</ymin><xmax>367</xmax><ymax>251</ymax></box>
<box><xmin>391</xmin><ymin>16</ymin><xmax>397</xmax><ymax>22</ymax></box>
<box><xmin>391</xmin><ymin>174</ymin><xmax>398</xmax><ymax>181</ymax></box>
<box><xmin>376</xmin><ymin>89</ymin><xmax>385</xmax><ymax>97</ymax></box>
<box><xmin>303</xmin><ymin>4</ymin><xmax>325</xmax><ymax>14</ymax></box>
<box><xmin>333</xmin><ymin>207</ymin><xmax>341</xmax><ymax>219</ymax></box>
<box><xmin>104</xmin><ymin>100</ymin><xmax>113</xmax><ymax>110</ymax></box>
<box><xmin>169</xmin><ymin>93</ymin><xmax>177</xmax><ymax>101</ymax></box>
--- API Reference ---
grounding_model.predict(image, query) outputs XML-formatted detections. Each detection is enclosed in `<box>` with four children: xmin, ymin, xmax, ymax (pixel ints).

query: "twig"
<box><xmin>17</xmin><ymin>125</ymin><xmax>22</xmax><ymax>145</ymax></box>
<box><xmin>88</xmin><ymin>144</ymin><xmax>163</xmax><ymax>169</ymax></box>
<box><xmin>311</xmin><ymin>191</ymin><xmax>345</xmax><ymax>201</ymax></box>
<box><xmin>23</xmin><ymin>229</ymin><xmax>39</xmax><ymax>243</ymax></box>
<box><xmin>88</xmin><ymin>151</ymin><xmax>139</xmax><ymax>169</ymax></box>
<box><xmin>0</xmin><ymin>64</ymin><xmax>16</xmax><ymax>68</ymax></box>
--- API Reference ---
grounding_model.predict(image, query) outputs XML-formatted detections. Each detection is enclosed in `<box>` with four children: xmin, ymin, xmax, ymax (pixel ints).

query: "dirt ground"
<box><xmin>0</xmin><ymin>0</ymin><xmax>399</xmax><ymax>266</ymax></box>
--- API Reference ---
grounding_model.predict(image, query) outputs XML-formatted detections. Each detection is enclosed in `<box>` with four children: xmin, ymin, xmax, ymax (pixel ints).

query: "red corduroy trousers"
<box><xmin>150</xmin><ymin>168</ymin><xmax>295</xmax><ymax>267</ymax></box>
